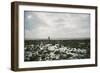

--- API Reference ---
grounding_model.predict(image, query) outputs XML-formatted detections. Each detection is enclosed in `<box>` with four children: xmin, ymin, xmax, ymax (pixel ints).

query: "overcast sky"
<box><xmin>24</xmin><ymin>11</ymin><xmax>90</xmax><ymax>40</ymax></box>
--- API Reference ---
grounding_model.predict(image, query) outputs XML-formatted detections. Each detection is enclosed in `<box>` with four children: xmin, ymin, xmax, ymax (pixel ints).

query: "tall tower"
<box><xmin>48</xmin><ymin>36</ymin><xmax>50</xmax><ymax>40</ymax></box>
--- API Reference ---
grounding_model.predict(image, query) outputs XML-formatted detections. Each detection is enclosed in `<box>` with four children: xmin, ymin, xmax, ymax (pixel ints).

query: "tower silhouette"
<box><xmin>48</xmin><ymin>36</ymin><xmax>50</xmax><ymax>40</ymax></box>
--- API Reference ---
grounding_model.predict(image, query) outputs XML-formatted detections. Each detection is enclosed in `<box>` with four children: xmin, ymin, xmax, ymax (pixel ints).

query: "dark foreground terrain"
<box><xmin>24</xmin><ymin>39</ymin><xmax>90</xmax><ymax>61</ymax></box>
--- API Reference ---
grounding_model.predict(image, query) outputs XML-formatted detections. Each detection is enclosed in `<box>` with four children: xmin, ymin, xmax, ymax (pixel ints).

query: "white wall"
<box><xmin>0</xmin><ymin>0</ymin><xmax>99</xmax><ymax>73</ymax></box>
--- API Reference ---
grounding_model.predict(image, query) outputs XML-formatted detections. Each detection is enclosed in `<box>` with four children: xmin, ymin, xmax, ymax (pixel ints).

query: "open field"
<box><xmin>24</xmin><ymin>39</ymin><xmax>90</xmax><ymax>61</ymax></box>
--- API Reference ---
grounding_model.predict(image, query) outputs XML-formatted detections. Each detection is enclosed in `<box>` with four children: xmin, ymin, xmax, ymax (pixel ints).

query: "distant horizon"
<box><xmin>25</xmin><ymin>38</ymin><xmax>90</xmax><ymax>40</ymax></box>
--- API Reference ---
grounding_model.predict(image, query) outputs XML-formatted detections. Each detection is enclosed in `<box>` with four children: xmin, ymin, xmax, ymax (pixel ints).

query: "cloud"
<box><xmin>24</xmin><ymin>11</ymin><xmax>90</xmax><ymax>40</ymax></box>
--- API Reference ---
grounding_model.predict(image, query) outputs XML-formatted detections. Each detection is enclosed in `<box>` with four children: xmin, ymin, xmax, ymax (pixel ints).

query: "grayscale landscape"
<box><xmin>24</xmin><ymin>11</ymin><xmax>90</xmax><ymax>61</ymax></box>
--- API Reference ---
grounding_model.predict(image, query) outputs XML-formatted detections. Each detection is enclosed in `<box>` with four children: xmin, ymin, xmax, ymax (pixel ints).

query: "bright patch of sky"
<box><xmin>24</xmin><ymin>11</ymin><xmax>90</xmax><ymax>40</ymax></box>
